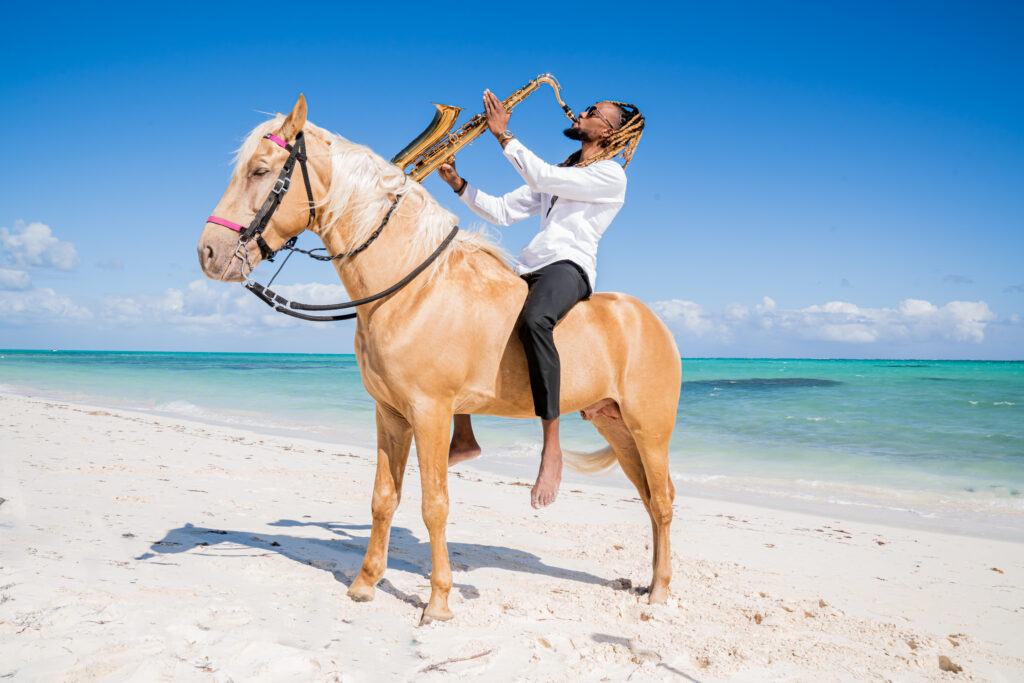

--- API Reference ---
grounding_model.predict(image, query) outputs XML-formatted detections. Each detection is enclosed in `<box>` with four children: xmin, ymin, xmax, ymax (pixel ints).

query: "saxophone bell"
<box><xmin>390</xmin><ymin>103</ymin><xmax>462</xmax><ymax>169</ymax></box>
<box><xmin>392</xmin><ymin>74</ymin><xmax>576</xmax><ymax>183</ymax></box>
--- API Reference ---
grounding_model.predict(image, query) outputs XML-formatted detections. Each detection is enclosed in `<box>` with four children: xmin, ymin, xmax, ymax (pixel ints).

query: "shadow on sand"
<box><xmin>137</xmin><ymin>519</ymin><xmax>609</xmax><ymax>608</ymax></box>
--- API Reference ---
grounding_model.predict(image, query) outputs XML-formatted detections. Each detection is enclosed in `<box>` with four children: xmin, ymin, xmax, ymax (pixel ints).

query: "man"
<box><xmin>438</xmin><ymin>89</ymin><xmax>645</xmax><ymax>509</ymax></box>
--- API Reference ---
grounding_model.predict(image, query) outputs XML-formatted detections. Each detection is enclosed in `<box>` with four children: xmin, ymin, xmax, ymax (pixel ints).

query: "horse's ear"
<box><xmin>279</xmin><ymin>94</ymin><xmax>307</xmax><ymax>141</ymax></box>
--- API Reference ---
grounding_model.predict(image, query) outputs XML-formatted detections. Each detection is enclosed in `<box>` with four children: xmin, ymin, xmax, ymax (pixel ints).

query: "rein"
<box><xmin>206</xmin><ymin>129</ymin><xmax>459</xmax><ymax>322</ymax></box>
<box><xmin>246</xmin><ymin>224</ymin><xmax>459</xmax><ymax>321</ymax></box>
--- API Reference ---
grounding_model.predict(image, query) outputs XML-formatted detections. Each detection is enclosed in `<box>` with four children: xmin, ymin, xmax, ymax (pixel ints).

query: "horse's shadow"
<box><xmin>137</xmin><ymin>519</ymin><xmax>608</xmax><ymax>608</ymax></box>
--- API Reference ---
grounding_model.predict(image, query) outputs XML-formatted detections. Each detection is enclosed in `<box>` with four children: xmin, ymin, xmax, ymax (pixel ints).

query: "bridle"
<box><xmin>205</xmin><ymin>129</ymin><xmax>459</xmax><ymax>322</ymax></box>
<box><xmin>206</xmin><ymin>131</ymin><xmax>315</xmax><ymax>268</ymax></box>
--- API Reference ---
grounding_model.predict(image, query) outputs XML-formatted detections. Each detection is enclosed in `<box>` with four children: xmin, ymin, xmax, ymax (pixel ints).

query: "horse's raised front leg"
<box><xmin>413</xmin><ymin>408</ymin><xmax>455</xmax><ymax>623</ymax></box>
<box><xmin>348</xmin><ymin>404</ymin><xmax>412</xmax><ymax>602</ymax></box>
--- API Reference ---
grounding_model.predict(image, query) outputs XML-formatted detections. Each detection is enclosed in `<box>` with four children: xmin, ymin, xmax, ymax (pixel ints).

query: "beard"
<box><xmin>563</xmin><ymin>126</ymin><xmax>587</xmax><ymax>141</ymax></box>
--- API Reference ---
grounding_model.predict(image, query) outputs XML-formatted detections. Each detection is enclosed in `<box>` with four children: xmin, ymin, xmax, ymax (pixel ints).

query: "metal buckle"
<box><xmin>232</xmin><ymin>239</ymin><xmax>255</xmax><ymax>281</ymax></box>
<box><xmin>272</xmin><ymin>176</ymin><xmax>291</xmax><ymax>195</ymax></box>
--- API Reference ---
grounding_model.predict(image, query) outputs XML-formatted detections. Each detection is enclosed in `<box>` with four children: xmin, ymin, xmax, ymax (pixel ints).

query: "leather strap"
<box><xmin>206</xmin><ymin>216</ymin><xmax>245</xmax><ymax>232</ymax></box>
<box><xmin>245</xmin><ymin>224</ymin><xmax>460</xmax><ymax>321</ymax></box>
<box><xmin>208</xmin><ymin>131</ymin><xmax>316</xmax><ymax>262</ymax></box>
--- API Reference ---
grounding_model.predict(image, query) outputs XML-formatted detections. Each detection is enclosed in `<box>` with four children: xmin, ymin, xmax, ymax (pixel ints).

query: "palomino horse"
<box><xmin>197</xmin><ymin>96</ymin><xmax>681</xmax><ymax>623</ymax></box>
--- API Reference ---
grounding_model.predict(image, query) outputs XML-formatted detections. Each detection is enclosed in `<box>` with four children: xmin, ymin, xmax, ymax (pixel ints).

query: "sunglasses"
<box><xmin>583</xmin><ymin>104</ymin><xmax>614</xmax><ymax>128</ymax></box>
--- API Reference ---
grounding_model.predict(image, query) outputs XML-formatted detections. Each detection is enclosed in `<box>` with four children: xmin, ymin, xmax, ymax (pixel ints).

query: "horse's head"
<box><xmin>197</xmin><ymin>95</ymin><xmax>318</xmax><ymax>282</ymax></box>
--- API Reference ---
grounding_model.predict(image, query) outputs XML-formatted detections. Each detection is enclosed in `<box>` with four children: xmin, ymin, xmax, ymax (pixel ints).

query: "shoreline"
<box><xmin>2</xmin><ymin>391</ymin><xmax>1023</xmax><ymax>680</ymax></box>
<box><xmin>2</xmin><ymin>383</ymin><xmax>1021</xmax><ymax>544</ymax></box>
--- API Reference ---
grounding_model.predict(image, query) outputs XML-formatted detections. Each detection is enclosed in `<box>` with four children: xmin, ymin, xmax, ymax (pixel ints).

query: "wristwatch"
<box><xmin>496</xmin><ymin>129</ymin><xmax>514</xmax><ymax>144</ymax></box>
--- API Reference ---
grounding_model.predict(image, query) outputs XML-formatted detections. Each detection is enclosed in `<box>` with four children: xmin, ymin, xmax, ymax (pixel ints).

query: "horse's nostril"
<box><xmin>204</xmin><ymin>244</ymin><xmax>215</xmax><ymax>264</ymax></box>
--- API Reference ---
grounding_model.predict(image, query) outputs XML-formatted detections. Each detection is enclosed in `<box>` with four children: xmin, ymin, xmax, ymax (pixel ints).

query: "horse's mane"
<box><xmin>234</xmin><ymin>116</ymin><xmax>513</xmax><ymax>278</ymax></box>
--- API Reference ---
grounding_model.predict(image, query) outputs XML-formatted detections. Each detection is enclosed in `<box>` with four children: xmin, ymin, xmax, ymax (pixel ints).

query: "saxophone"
<box><xmin>391</xmin><ymin>74</ymin><xmax>577</xmax><ymax>182</ymax></box>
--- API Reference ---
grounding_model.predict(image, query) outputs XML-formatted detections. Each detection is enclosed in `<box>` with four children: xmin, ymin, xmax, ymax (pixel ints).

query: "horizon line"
<box><xmin>2</xmin><ymin>348</ymin><xmax>1022</xmax><ymax>362</ymax></box>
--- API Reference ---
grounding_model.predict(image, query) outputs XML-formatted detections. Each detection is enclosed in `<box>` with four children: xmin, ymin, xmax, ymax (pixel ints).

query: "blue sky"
<box><xmin>1</xmin><ymin>1</ymin><xmax>1021</xmax><ymax>358</ymax></box>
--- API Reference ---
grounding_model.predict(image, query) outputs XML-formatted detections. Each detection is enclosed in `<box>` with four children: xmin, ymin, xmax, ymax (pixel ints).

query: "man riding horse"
<box><xmin>439</xmin><ymin>90</ymin><xmax>645</xmax><ymax>509</ymax></box>
<box><xmin>198</xmin><ymin>87</ymin><xmax>677</xmax><ymax>621</ymax></box>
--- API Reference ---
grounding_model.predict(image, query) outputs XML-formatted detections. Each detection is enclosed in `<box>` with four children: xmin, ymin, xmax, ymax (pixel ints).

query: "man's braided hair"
<box><xmin>563</xmin><ymin>101</ymin><xmax>645</xmax><ymax>168</ymax></box>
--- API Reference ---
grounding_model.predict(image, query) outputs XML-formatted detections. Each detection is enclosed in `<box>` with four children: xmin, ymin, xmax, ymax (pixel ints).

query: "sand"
<box><xmin>1</xmin><ymin>392</ymin><xmax>1022</xmax><ymax>681</ymax></box>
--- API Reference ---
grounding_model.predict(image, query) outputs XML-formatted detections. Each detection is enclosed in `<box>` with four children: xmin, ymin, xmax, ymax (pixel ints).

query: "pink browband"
<box><xmin>207</xmin><ymin>133</ymin><xmax>292</xmax><ymax>233</ymax></box>
<box><xmin>265</xmin><ymin>134</ymin><xmax>289</xmax><ymax>149</ymax></box>
<box><xmin>206</xmin><ymin>216</ymin><xmax>245</xmax><ymax>232</ymax></box>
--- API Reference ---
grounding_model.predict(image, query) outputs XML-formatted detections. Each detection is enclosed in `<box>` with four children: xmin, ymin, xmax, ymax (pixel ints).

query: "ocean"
<box><xmin>2</xmin><ymin>350</ymin><xmax>1022</xmax><ymax>539</ymax></box>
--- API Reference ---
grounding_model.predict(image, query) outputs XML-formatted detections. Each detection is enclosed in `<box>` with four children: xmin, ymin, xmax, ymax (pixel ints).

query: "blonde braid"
<box><xmin>572</xmin><ymin>102</ymin><xmax>646</xmax><ymax>168</ymax></box>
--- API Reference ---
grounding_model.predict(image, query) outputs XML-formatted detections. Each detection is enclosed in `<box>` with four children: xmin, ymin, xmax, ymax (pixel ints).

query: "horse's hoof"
<box><xmin>419</xmin><ymin>606</ymin><xmax>454</xmax><ymax>625</ymax></box>
<box><xmin>347</xmin><ymin>583</ymin><xmax>376</xmax><ymax>602</ymax></box>
<box><xmin>648</xmin><ymin>586</ymin><xmax>669</xmax><ymax>604</ymax></box>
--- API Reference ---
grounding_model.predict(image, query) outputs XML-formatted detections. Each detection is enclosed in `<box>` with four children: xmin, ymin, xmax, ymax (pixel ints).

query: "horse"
<box><xmin>196</xmin><ymin>95</ymin><xmax>682</xmax><ymax>623</ymax></box>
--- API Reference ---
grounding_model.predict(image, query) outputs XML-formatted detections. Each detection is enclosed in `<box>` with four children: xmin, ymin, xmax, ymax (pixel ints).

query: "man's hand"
<box><xmin>439</xmin><ymin>161</ymin><xmax>464</xmax><ymax>194</ymax></box>
<box><xmin>483</xmin><ymin>89</ymin><xmax>510</xmax><ymax>137</ymax></box>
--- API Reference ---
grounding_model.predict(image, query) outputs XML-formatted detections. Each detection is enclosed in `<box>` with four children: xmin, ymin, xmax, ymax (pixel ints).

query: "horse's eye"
<box><xmin>251</xmin><ymin>168</ymin><xmax>270</xmax><ymax>177</ymax></box>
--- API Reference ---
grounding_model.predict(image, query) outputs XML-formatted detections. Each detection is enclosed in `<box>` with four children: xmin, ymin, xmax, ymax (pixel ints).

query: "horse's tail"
<box><xmin>562</xmin><ymin>445</ymin><xmax>618</xmax><ymax>475</ymax></box>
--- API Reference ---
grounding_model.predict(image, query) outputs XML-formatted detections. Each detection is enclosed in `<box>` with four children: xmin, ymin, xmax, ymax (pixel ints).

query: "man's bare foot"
<box><xmin>531</xmin><ymin>449</ymin><xmax>562</xmax><ymax>508</ymax></box>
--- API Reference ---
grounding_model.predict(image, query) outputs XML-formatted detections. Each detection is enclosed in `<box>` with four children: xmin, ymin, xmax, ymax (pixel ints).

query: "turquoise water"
<box><xmin>2</xmin><ymin>351</ymin><xmax>1022</xmax><ymax>536</ymax></box>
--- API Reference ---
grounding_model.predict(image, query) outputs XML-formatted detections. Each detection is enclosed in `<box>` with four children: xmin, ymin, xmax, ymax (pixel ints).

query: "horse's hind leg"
<box><xmin>610</xmin><ymin>397</ymin><xmax>675</xmax><ymax>606</ymax></box>
<box><xmin>622</xmin><ymin>415</ymin><xmax>675</xmax><ymax>604</ymax></box>
<box><xmin>348</xmin><ymin>404</ymin><xmax>412</xmax><ymax>602</ymax></box>
<box><xmin>588</xmin><ymin>409</ymin><xmax>650</xmax><ymax>505</ymax></box>
<box><xmin>587</xmin><ymin>397</ymin><xmax>675</xmax><ymax>603</ymax></box>
<box><xmin>588</xmin><ymin>411</ymin><xmax>658</xmax><ymax>580</ymax></box>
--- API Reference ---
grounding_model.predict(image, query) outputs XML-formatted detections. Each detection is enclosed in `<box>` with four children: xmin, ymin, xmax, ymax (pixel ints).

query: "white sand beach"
<box><xmin>1</xmin><ymin>391</ymin><xmax>1022</xmax><ymax>681</ymax></box>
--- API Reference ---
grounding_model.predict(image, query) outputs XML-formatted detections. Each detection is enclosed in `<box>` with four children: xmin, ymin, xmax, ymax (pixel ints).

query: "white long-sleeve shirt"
<box><xmin>459</xmin><ymin>138</ymin><xmax>626</xmax><ymax>290</ymax></box>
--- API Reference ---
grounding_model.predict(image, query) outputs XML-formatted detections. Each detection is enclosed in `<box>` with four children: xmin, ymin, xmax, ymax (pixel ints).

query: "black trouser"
<box><xmin>518</xmin><ymin>260</ymin><xmax>592</xmax><ymax>421</ymax></box>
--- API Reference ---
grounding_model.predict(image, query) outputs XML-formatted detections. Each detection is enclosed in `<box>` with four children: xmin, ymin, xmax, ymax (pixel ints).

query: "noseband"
<box><xmin>206</xmin><ymin>131</ymin><xmax>316</xmax><ymax>263</ymax></box>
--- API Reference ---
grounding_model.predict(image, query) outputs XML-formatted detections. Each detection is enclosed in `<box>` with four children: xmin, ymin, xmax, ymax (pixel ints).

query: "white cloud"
<box><xmin>933</xmin><ymin>300</ymin><xmax>997</xmax><ymax>343</ymax></box>
<box><xmin>723</xmin><ymin>302</ymin><xmax>750</xmax><ymax>321</ymax></box>
<box><xmin>0</xmin><ymin>221</ymin><xmax>80</xmax><ymax>271</ymax></box>
<box><xmin>652</xmin><ymin>296</ymin><xmax>997</xmax><ymax>347</ymax></box>
<box><xmin>102</xmin><ymin>281</ymin><xmax>246</xmax><ymax>328</ymax></box>
<box><xmin>0</xmin><ymin>268</ymin><xmax>31</xmax><ymax>290</ymax></box>
<box><xmin>0</xmin><ymin>222</ymin><xmax>91</xmax><ymax>325</ymax></box>
<box><xmin>100</xmin><ymin>280</ymin><xmax>353</xmax><ymax>332</ymax></box>
<box><xmin>649</xmin><ymin>299</ymin><xmax>717</xmax><ymax>337</ymax></box>
<box><xmin>0</xmin><ymin>287</ymin><xmax>92</xmax><ymax>322</ymax></box>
